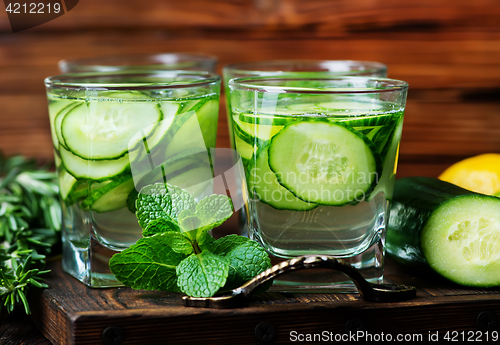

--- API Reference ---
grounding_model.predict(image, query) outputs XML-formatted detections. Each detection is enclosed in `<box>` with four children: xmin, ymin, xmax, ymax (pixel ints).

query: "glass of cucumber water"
<box><xmin>45</xmin><ymin>70</ymin><xmax>221</xmax><ymax>287</ymax></box>
<box><xmin>59</xmin><ymin>52</ymin><xmax>218</xmax><ymax>73</ymax></box>
<box><xmin>223</xmin><ymin>60</ymin><xmax>387</xmax><ymax>238</ymax></box>
<box><xmin>229</xmin><ymin>76</ymin><xmax>408</xmax><ymax>292</ymax></box>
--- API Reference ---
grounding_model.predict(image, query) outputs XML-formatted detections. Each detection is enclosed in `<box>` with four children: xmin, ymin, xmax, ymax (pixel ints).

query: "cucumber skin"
<box><xmin>386</xmin><ymin>176</ymin><xmax>479</xmax><ymax>273</ymax></box>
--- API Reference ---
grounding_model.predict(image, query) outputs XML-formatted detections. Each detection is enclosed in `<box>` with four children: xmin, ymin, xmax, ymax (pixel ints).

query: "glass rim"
<box><xmin>45</xmin><ymin>70</ymin><xmax>221</xmax><ymax>90</ymax></box>
<box><xmin>228</xmin><ymin>76</ymin><xmax>408</xmax><ymax>94</ymax></box>
<box><xmin>58</xmin><ymin>52</ymin><xmax>218</xmax><ymax>72</ymax></box>
<box><xmin>223</xmin><ymin>59</ymin><xmax>387</xmax><ymax>75</ymax></box>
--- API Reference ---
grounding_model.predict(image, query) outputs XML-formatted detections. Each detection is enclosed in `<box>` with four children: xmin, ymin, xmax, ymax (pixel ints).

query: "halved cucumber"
<box><xmin>421</xmin><ymin>194</ymin><xmax>500</xmax><ymax>287</ymax></box>
<box><xmin>249</xmin><ymin>146</ymin><xmax>317</xmax><ymax>211</ymax></box>
<box><xmin>61</xmin><ymin>97</ymin><xmax>162</xmax><ymax>160</ymax></box>
<box><xmin>268</xmin><ymin>121</ymin><xmax>381</xmax><ymax>206</ymax></box>
<box><xmin>60</xmin><ymin>145</ymin><xmax>130</xmax><ymax>182</ymax></box>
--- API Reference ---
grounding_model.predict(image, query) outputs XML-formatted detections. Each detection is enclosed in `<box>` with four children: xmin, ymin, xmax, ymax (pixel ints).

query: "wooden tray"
<box><xmin>30</xmin><ymin>257</ymin><xmax>500</xmax><ymax>345</ymax></box>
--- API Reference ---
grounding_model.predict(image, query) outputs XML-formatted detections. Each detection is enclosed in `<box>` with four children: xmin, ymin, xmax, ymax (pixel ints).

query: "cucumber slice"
<box><xmin>268</xmin><ymin>121</ymin><xmax>381</xmax><ymax>206</ymax></box>
<box><xmin>58</xmin><ymin>166</ymin><xmax>84</xmax><ymax>201</ymax></box>
<box><xmin>250</xmin><ymin>147</ymin><xmax>317</xmax><ymax>211</ymax></box>
<box><xmin>49</xmin><ymin>100</ymin><xmax>76</xmax><ymax>149</ymax></box>
<box><xmin>316</xmin><ymin>101</ymin><xmax>384</xmax><ymax>114</ymax></box>
<box><xmin>60</xmin><ymin>145</ymin><xmax>130</xmax><ymax>182</ymax></box>
<box><xmin>194</xmin><ymin>99</ymin><xmax>219</xmax><ymax>149</ymax></box>
<box><xmin>421</xmin><ymin>194</ymin><xmax>500</xmax><ymax>287</ymax></box>
<box><xmin>238</xmin><ymin>113</ymin><xmax>299</xmax><ymax>127</ymax></box>
<box><xmin>367</xmin><ymin>118</ymin><xmax>403</xmax><ymax>201</ymax></box>
<box><xmin>127</xmin><ymin>104</ymin><xmax>179</xmax><ymax>166</ymax></box>
<box><xmin>177</xmin><ymin>97</ymin><xmax>219</xmax><ymax>149</ymax></box>
<box><xmin>55</xmin><ymin>102</ymin><xmax>81</xmax><ymax>149</ymax></box>
<box><xmin>82</xmin><ymin>174</ymin><xmax>135</xmax><ymax>213</ymax></box>
<box><xmin>164</xmin><ymin>108</ymin><xmax>208</xmax><ymax>159</ymax></box>
<box><xmin>234</xmin><ymin>132</ymin><xmax>255</xmax><ymax>161</ymax></box>
<box><xmin>61</xmin><ymin>98</ymin><xmax>162</xmax><ymax>160</ymax></box>
<box><xmin>233</xmin><ymin>115</ymin><xmax>284</xmax><ymax>144</ymax></box>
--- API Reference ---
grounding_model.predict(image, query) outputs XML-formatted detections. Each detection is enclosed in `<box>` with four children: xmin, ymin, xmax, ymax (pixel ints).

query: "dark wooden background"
<box><xmin>0</xmin><ymin>2</ymin><xmax>500</xmax><ymax>342</ymax></box>
<box><xmin>1</xmin><ymin>0</ymin><xmax>500</xmax><ymax>178</ymax></box>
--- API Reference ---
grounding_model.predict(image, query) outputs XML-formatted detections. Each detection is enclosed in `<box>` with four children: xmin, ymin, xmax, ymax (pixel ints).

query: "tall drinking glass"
<box><xmin>229</xmin><ymin>76</ymin><xmax>408</xmax><ymax>292</ymax></box>
<box><xmin>45</xmin><ymin>71</ymin><xmax>221</xmax><ymax>287</ymax></box>
<box><xmin>59</xmin><ymin>52</ymin><xmax>218</xmax><ymax>73</ymax></box>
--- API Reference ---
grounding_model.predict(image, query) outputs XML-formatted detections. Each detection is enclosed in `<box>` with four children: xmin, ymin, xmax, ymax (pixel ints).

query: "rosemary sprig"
<box><xmin>0</xmin><ymin>154</ymin><xmax>61</xmax><ymax>314</ymax></box>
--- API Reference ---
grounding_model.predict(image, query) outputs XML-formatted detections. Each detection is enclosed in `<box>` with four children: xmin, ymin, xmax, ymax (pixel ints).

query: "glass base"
<box><xmin>62</xmin><ymin>234</ymin><xmax>124</xmax><ymax>288</ymax></box>
<box><xmin>267</xmin><ymin>238</ymin><xmax>384</xmax><ymax>293</ymax></box>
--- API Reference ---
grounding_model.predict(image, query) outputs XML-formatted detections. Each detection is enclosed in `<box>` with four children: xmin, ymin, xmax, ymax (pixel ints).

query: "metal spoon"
<box><xmin>182</xmin><ymin>256</ymin><xmax>417</xmax><ymax>308</ymax></box>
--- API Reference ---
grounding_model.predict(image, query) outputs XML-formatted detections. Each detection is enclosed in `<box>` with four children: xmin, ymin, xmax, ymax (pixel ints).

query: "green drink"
<box><xmin>229</xmin><ymin>77</ymin><xmax>408</xmax><ymax>292</ymax></box>
<box><xmin>45</xmin><ymin>71</ymin><xmax>220</xmax><ymax>287</ymax></box>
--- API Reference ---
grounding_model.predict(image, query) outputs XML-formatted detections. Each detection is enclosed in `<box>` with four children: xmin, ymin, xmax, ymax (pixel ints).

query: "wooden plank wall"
<box><xmin>0</xmin><ymin>0</ymin><xmax>499</xmax><ymax>178</ymax></box>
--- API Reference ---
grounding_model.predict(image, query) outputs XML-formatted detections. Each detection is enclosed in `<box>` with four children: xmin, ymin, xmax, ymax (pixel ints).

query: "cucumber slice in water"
<box><xmin>55</xmin><ymin>102</ymin><xmax>80</xmax><ymax>149</ymax></box>
<box><xmin>164</xmin><ymin>103</ymin><xmax>213</xmax><ymax>159</ymax></box>
<box><xmin>61</xmin><ymin>97</ymin><xmax>162</xmax><ymax>160</ymax></box>
<box><xmin>49</xmin><ymin>100</ymin><xmax>76</xmax><ymax>149</ymax></box>
<box><xmin>421</xmin><ymin>194</ymin><xmax>500</xmax><ymax>287</ymax></box>
<box><xmin>268</xmin><ymin>121</ymin><xmax>381</xmax><ymax>206</ymax></box>
<box><xmin>250</xmin><ymin>147</ymin><xmax>317</xmax><ymax>211</ymax></box>
<box><xmin>82</xmin><ymin>174</ymin><xmax>135</xmax><ymax>213</ymax></box>
<box><xmin>194</xmin><ymin>99</ymin><xmax>219</xmax><ymax>149</ymax></box>
<box><xmin>234</xmin><ymin>132</ymin><xmax>255</xmax><ymax>161</ymax></box>
<box><xmin>60</xmin><ymin>145</ymin><xmax>130</xmax><ymax>182</ymax></box>
<box><xmin>58</xmin><ymin>166</ymin><xmax>84</xmax><ymax>201</ymax></box>
<box><xmin>233</xmin><ymin>115</ymin><xmax>284</xmax><ymax>144</ymax></box>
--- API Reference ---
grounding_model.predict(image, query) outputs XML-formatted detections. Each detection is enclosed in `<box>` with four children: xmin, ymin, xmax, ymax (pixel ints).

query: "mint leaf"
<box><xmin>175</xmin><ymin>194</ymin><xmax>233</xmax><ymax>241</ymax></box>
<box><xmin>177</xmin><ymin>209</ymin><xmax>202</xmax><ymax>232</ymax></box>
<box><xmin>195</xmin><ymin>194</ymin><xmax>233</xmax><ymax>231</ymax></box>
<box><xmin>136</xmin><ymin>183</ymin><xmax>196</xmax><ymax>229</ymax></box>
<box><xmin>210</xmin><ymin>234</ymin><xmax>249</xmax><ymax>256</ymax></box>
<box><xmin>142</xmin><ymin>218</ymin><xmax>180</xmax><ymax>237</ymax></box>
<box><xmin>109</xmin><ymin>233</ymin><xmax>189</xmax><ymax>291</ymax></box>
<box><xmin>211</xmin><ymin>235</ymin><xmax>272</xmax><ymax>289</ymax></box>
<box><xmin>176</xmin><ymin>251</ymin><xmax>229</xmax><ymax>297</ymax></box>
<box><xmin>197</xmin><ymin>232</ymin><xmax>216</xmax><ymax>252</ymax></box>
<box><xmin>161</xmin><ymin>232</ymin><xmax>194</xmax><ymax>255</ymax></box>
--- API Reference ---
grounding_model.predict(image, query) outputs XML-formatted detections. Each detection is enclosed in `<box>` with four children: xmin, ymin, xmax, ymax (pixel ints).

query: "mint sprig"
<box><xmin>109</xmin><ymin>182</ymin><xmax>272</xmax><ymax>298</ymax></box>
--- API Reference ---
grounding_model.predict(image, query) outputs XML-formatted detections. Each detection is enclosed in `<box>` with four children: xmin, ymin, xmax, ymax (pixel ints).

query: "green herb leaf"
<box><xmin>176</xmin><ymin>251</ymin><xmax>230</xmax><ymax>297</ymax></box>
<box><xmin>195</xmin><ymin>194</ymin><xmax>233</xmax><ymax>231</ymax></box>
<box><xmin>177</xmin><ymin>209</ymin><xmax>202</xmax><ymax>235</ymax></box>
<box><xmin>176</xmin><ymin>194</ymin><xmax>233</xmax><ymax>241</ymax></box>
<box><xmin>142</xmin><ymin>218</ymin><xmax>180</xmax><ymax>237</ymax></box>
<box><xmin>0</xmin><ymin>154</ymin><xmax>61</xmax><ymax>314</ymax></box>
<box><xmin>109</xmin><ymin>233</ymin><xmax>189</xmax><ymax>291</ymax></box>
<box><xmin>211</xmin><ymin>235</ymin><xmax>272</xmax><ymax>289</ymax></box>
<box><xmin>135</xmin><ymin>183</ymin><xmax>196</xmax><ymax>229</ymax></box>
